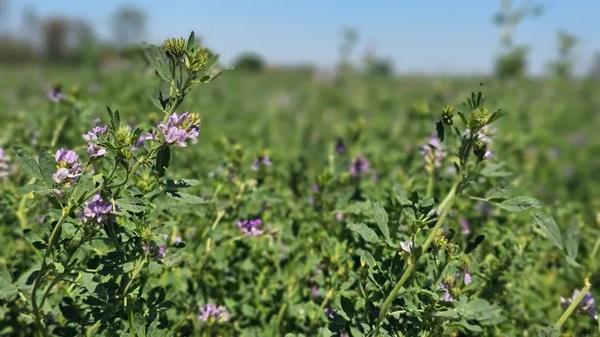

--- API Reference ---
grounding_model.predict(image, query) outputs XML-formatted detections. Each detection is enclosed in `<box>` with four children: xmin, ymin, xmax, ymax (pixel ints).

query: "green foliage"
<box><xmin>0</xmin><ymin>31</ymin><xmax>598</xmax><ymax>337</ymax></box>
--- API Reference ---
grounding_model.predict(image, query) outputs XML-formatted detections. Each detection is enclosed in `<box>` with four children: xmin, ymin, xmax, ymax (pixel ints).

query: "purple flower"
<box><xmin>349</xmin><ymin>155</ymin><xmax>370</xmax><ymax>177</ymax></box>
<box><xmin>156</xmin><ymin>245</ymin><xmax>167</xmax><ymax>259</ymax></box>
<box><xmin>158</xmin><ymin>112</ymin><xmax>201</xmax><ymax>147</ymax></box>
<box><xmin>335</xmin><ymin>138</ymin><xmax>346</xmax><ymax>154</ymax></box>
<box><xmin>561</xmin><ymin>290</ymin><xmax>597</xmax><ymax>319</ymax></box>
<box><xmin>251</xmin><ymin>154</ymin><xmax>272</xmax><ymax>171</ymax></box>
<box><xmin>198</xmin><ymin>304</ymin><xmax>230</xmax><ymax>323</ymax></box>
<box><xmin>483</xmin><ymin>150</ymin><xmax>494</xmax><ymax>160</ymax></box>
<box><xmin>459</xmin><ymin>217</ymin><xmax>471</xmax><ymax>235</ymax></box>
<box><xmin>310</xmin><ymin>286</ymin><xmax>321</xmax><ymax>299</ymax></box>
<box><xmin>132</xmin><ymin>132</ymin><xmax>155</xmax><ymax>150</ymax></box>
<box><xmin>0</xmin><ymin>148</ymin><xmax>12</xmax><ymax>178</ymax></box>
<box><xmin>82</xmin><ymin>194</ymin><xmax>112</xmax><ymax>224</ymax></box>
<box><xmin>53</xmin><ymin>149</ymin><xmax>83</xmax><ymax>183</ymax></box>
<box><xmin>83</xmin><ymin>124</ymin><xmax>108</xmax><ymax>143</ymax></box>
<box><xmin>421</xmin><ymin>135</ymin><xmax>445</xmax><ymax>169</ymax></box>
<box><xmin>440</xmin><ymin>283</ymin><xmax>453</xmax><ymax>302</ymax></box>
<box><xmin>463</xmin><ymin>272</ymin><xmax>472</xmax><ymax>285</ymax></box>
<box><xmin>324</xmin><ymin>307</ymin><xmax>336</xmax><ymax>319</ymax></box>
<box><xmin>237</xmin><ymin>218</ymin><xmax>264</xmax><ymax>237</ymax></box>
<box><xmin>47</xmin><ymin>85</ymin><xmax>65</xmax><ymax>102</ymax></box>
<box><xmin>87</xmin><ymin>143</ymin><xmax>106</xmax><ymax>158</ymax></box>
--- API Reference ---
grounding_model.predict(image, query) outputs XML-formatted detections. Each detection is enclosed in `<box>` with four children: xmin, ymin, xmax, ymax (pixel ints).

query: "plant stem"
<box><xmin>554</xmin><ymin>278</ymin><xmax>591</xmax><ymax>328</ymax></box>
<box><xmin>31</xmin><ymin>207</ymin><xmax>71</xmax><ymax>336</ymax></box>
<box><xmin>374</xmin><ymin>182</ymin><xmax>458</xmax><ymax>334</ymax></box>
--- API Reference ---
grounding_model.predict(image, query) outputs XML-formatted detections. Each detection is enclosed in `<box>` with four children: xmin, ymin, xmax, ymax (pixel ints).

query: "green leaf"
<box><xmin>0</xmin><ymin>268</ymin><xmax>18</xmax><ymax>301</ymax></box>
<box><xmin>371</xmin><ymin>202</ymin><xmax>390</xmax><ymax>241</ymax></box>
<box><xmin>496</xmin><ymin>196</ymin><xmax>543</xmax><ymax>212</ymax></box>
<box><xmin>356</xmin><ymin>249</ymin><xmax>376</xmax><ymax>268</ymax></box>
<box><xmin>564</xmin><ymin>219</ymin><xmax>580</xmax><ymax>267</ymax></box>
<box><xmin>436</xmin><ymin>120</ymin><xmax>445</xmax><ymax>142</ymax></box>
<box><xmin>14</xmin><ymin>148</ymin><xmax>46</xmax><ymax>183</ymax></box>
<box><xmin>348</xmin><ymin>223</ymin><xmax>380</xmax><ymax>243</ymax></box>
<box><xmin>155</xmin><ymin>145</ymin><xmax>170</xmax><ymax>177</ymax></box>
<box><xmin>532</xmin><ymin>211</ymin><xmax>563</xmax><ymax>250</ymax></box>
<box><xmin>485</xmin><ymin>185</ymin><xmax>513</xmax><ymax>201</ymax></box>
<box><xmin>166</xmin><ymin>191</ymin><xmax>206</xmax><ymax>204</ymax></box>
<box><xmin>115</xmin><ymin>197</ymin><xmax>146</xmax><ymax>213</ymax></box>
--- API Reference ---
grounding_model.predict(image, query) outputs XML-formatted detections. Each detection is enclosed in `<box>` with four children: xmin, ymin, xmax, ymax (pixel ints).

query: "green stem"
<box><xmin>426</xmin><ymin>171</ymin><xmax>434</xmax><ymax>198</ymax></box>
<box><xmin>31</xmin><ymin>207</ymin><xmax>71</xmax><ymax>336</ymax></box>
<box><xmin>554</xmin><ymin>278</ymin><xmax>591</xmax><ymax>328</ymax></box>
<box><xmin>374</xmin><ymin>182</ymin><xmax>458</xmax><ymax>334</ymax></box>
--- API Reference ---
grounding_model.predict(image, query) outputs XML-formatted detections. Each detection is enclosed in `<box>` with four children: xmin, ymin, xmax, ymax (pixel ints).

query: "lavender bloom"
<box><xmin>198</xmin><ymin>304</ymin><xmax>230</xmax><ymax>323</ymax></box>
<box><xmin>156</xmin><ymin>245</ymin><xmax>167</xmax><ymax>260</ymax></box>
<box><xmin>132</xmin><ymin>132</ymin><xmax>155</xmax><ymax>150</ymax></box>
<box><xmin>237</xmin><ymin>218</ymin><xmax>264</xmax><ymax>237</ymax></box>
<box><xmin>251</xmin><ymin>154</ymin><xmax>272</xmax><ymax>171</ymax></box>
<box><xmin>483</xmin><ymin>150</ymin><xmax>494</xmax><ymax>160</ymax></box>
<box><xmin>0</xmin><ymin>148</ymin><xmax>12</xmax><ymax>178</ymax></box>
<box><xmin>477</xmin><ymin>125</ymin><xmax>496</xmax><ymax>144</ymax></box>
<box><xmin>335</xmin><ymin>138</ymin><xmax>346</xmax><ymax>154</ymax></box>
<box><xmin>82</xmin><ymin>194</ymin><xmax>112</xmax><ymax>224</ymax></box>
<box><xmin>459</xmin><ymin>217</ymin><xmax>471</xmax><ymax>235</ymax></box>
<box><xmin>463</xmin><ymin>272</ymin><xmax>472</xmax><ymax>285</ymax></box>
<box><xmin>440</xmin><ymin>283</ymin><xmax>453</xmax><ymax>302</ymax></box>
<box><xmin>310</xmin><ymin>286</ymin><xmax>321</xmax><ymax>299</ymax></box>
<box><xmin>349</xmin><ymin>155</ymin><xmax>370</xmax><ymax>177</ymax></box>
<box><xmin>87</xmin><ymin>143</ymin><xmax>106</xmax><ymax>158</ymax></box>
<box><xmin>47</xmin><ymin>85</ymin><xmax>65</xmax><ymax>102</ymax></box>
<box><xmin>53</xmin><ymin>149</ymin><xmax>83</xmax><ymax>183</ymax></box>
<box><xmin>158</xmin><ymin>112</ymin><xmax>200</xmax><ymax>147</ymax></box>
<box><xmin>561</xmin><ymin>290</ymin><xmax>598</xmax><ymax>319</ymax></box>
<box><xmin>83</xmin><ymin>124</ymin><xmax>108</xmax><ymax>143</ymax></box>
<box><xmin>421</xmin><ymin>135</ymin><xmax>445</xmax><ymax>169</ymax></box>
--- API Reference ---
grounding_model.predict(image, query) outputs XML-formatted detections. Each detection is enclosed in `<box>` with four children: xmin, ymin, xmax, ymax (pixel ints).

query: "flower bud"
<box><xmin>163</xmin><ymin>38</ymin><xmax>186</xmax><ymax>60</ymax></box>
<box><xmin>441</xmin><ymin>105</ymin><xmax>454</xmax><ymax>125</ymax></box>
<box><xmin>468</xmin><ymin>107</ymin><xmax>489</xmax><ymax>131</ymax></box>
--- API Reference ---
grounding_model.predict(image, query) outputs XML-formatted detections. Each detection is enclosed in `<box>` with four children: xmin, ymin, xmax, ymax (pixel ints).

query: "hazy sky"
<box><xmin>4</xmin><ymin>0</ymin><xmax>600</xmax><ymax>74</ymax></box>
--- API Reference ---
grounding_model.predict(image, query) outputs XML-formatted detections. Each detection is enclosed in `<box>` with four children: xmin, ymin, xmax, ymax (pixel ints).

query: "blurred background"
<box><xmin>0</xmin><ymin>0</ymin><xmax>599</xmax><ymax>76</ymax></box>
<box><xmin>0</xmin><ymin>0</ymin><xmax>599</xmax><ymax>213</ymax></box>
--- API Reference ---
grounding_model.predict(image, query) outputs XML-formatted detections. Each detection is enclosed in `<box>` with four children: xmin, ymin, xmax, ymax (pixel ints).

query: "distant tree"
<box><xmin>588</xmin><ymin>52</ymin><xmax>600</xmax><ymax>79</ymax></box>
<box><xmin>111</xmin><ymin>6</ymin><xmax>146</xmax><ymax>47</ymax></box>
<box><xmin>493</xmin><ymin>0</ymin><xmax>542</xmax><ymax>79</ymax></box>
<box><xmin>337</xmin><ymin>28</ymin><xmax>358</xmax><ymax>72</ymax></box>
<box><xmin>548</xmin><ymin>30</ymin><xmax>577</xmax><ymax>79</ymax></box>
<box><xmin>362</xmin><ymin>46</ymin><xmax>394</xmax><ymax>77</ymax></box>
<box><xmin>233</xmin><ymin>53</ymin><xmax>265</xmax><ymax>72</ymax></box>
<box><xmin>42</xmin><ymin>18</ymin><xmax>69</xmax><ymax>61</ymax></box>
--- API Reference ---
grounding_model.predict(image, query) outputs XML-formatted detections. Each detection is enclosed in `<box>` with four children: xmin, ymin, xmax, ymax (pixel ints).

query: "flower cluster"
<box><xmin>158</xmin><ymin>112</ymin><xmax>201</xmax><ymax>147</ymax></box>
<box><xmin>47</xmin><ymin>85</ymin><xmax>65</xmax><ymax>103</ymax></box>
<box><xmin>82</xmin><ymin>194</ymin><xmax>112</xmax><ymax>224</ymax></box>
<box><xmin>421</xmin><ymin>135</ymin><xmax>445</xmax><ymax>170</ymax></box>
<box><xmin>349</xmin><ymin>155</ymin><xmax>370</xmax><ymax>177</ymax></box>
<box><xmin>198</xmin><ymin>304</ymin><xmax>230</xmax><ymax>323</ymax></box>
<box><xmin>83</xmin><ymin>122</ymin><xmax>108</xmax><ymax>158</ymax></box>
<box><xmin>237</xmin><ymin>218</ymin><xmax>264</xmax><ymax>237</ymax></box>
<box><xmin>251</xmin><ymin>154</ymin><xmax>272</xmax><ymax>171</ymax></box>
<box><xmin>561</xmin><ymin>290</ymin><xmax>597</xmax><ymax>319</ymax></box>
<box><xmin>0</xmin><ymin>148</ymin><xmax>12</xmax><ymax>179</ymax></box>
<box><xmin>53</xmin><ymin>149</ymin><xmax>83</xmax><ymax>183</ymax></box>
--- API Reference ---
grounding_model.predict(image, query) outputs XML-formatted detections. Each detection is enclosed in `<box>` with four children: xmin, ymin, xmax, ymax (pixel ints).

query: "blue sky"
<box><xmin>3</xmin><ymin>0</ymin><xmax>600</xmax><ymax>74</ymax></box>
